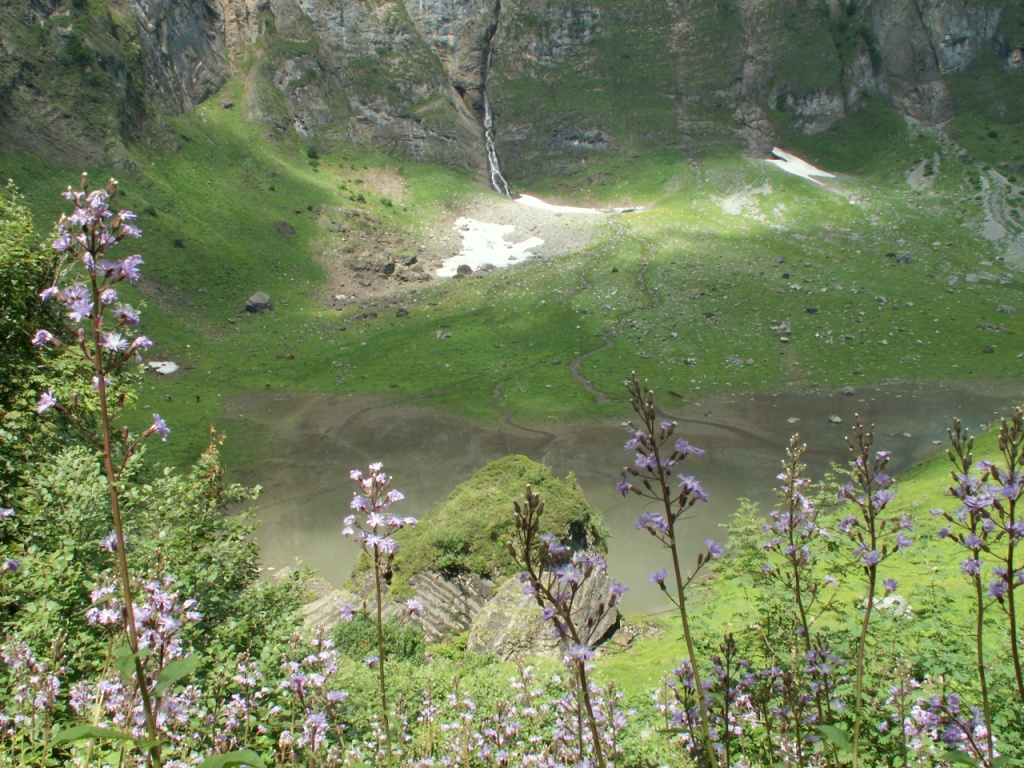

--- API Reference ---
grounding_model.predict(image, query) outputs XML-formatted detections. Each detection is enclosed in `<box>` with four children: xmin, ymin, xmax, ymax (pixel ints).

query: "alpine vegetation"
<box><xmin>3</xmin><ymin>181</ymin><xmax>1024</xmax><ymax>767</ymax></box>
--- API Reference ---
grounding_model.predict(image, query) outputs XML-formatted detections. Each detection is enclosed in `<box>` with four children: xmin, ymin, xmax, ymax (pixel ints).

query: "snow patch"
<box><xmin>514</xmin><ymin>194</ymin><xmax>603</xmax><ymax>215</ymax></box>
<box><xmin>438</xmin><ymin>218</ymin><xmax>545</xmax><ymax>277</ymax></box>
<box><xmin>766</xmin><ymin>148</ymin><xmax>835</xmax><ymax>185</ymax></box>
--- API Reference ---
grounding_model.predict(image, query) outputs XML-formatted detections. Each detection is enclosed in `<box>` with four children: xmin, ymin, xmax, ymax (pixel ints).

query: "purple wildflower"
<box><xmin>147</xmin><ymin>413</ymin><xmax>170</xmax><ymax>441</ymax></box>
<box><xmin>36</xmin><ymin>389</ymin><xmax>57</xmax><ymax>414</ymax></box>
<box><xmin>649</xmin><ymin>569</ymin><xmax>669</xmax><ymax>585</ymax></box>
<box><xmin>31</xmin><ymin>329</ymin><xmax>54</xmax><ymax>346</ymax></box>
<box><xmin>405</xmin><ymin>599</ymin><xmax>424</xmax><ymax>615</ymax></box>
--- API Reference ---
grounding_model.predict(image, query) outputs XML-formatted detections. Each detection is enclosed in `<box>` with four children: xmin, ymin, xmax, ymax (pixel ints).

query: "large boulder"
<box><xmin>344</xmin><ymin>455</ymin><xmax>616</xmax><ymax>653</ymax></box>
<box><xmin>244</xmin><ymin>292</ymin><xmax>273</xmax><ymax>313</ymax></box>
<box><xmin>467</xmin><ymin>565</ymin><xmax>619</xmax><ymax>662</ymax></box>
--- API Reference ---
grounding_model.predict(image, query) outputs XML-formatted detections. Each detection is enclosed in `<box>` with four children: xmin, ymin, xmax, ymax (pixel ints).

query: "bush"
<box><xmin>332</xmin><ymin>613</ymin><xmax>424</xmax><ymax>663</ymax></box>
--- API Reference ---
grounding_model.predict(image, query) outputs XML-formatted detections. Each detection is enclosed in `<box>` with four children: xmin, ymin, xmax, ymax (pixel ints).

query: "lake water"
<box><xmin>225</xmin><ymin>382</ymin><xmax>1020</xmax><ymax>614</ymax></box>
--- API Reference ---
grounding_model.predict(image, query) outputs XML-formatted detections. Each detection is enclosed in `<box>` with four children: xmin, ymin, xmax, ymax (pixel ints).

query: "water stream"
<box><xmin>226</xmin><ymin>381</ymin><xmax>1020</xmax><ymax>615</ymax></box>
<box><xmin>483</xmin><ymin>51</ymin><xmax>511</xmax><ymax>197</ymax></box>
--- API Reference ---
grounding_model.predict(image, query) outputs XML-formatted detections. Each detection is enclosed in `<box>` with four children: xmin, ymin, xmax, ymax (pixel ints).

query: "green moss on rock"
<box><xmin>384</xmin><ymin>455</ymin><xmax>609</xmax><ymax>595</ymax></box>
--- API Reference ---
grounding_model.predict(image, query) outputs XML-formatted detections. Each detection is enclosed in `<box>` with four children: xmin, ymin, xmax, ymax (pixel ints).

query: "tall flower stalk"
<box><xmin>33</xmin><ymin>175</ymin><xmax>166</xmax><ymax>767</ymax></box>
<box><xmin>936</xmin><ymin>411</ymin><xmax>1024</xmax><ymax>706</ymax></box>
<box><xmin>761</xmin><ymin>435</ymin><xmax>832</xmax><ymax>652</ymax></box>
<box><xmin>933</xmin><ymin>418</ymin><xmax>999</xmax><ymax>762</ymax></box>
<box><xmin>618</xmin><ymin>373</ymin><xmax>721</xmax><ymax>768</ymax></box>
<box><xmin>836</xmin><ymin>416</ymin><xmax>911</xmax><ymax>767</ymax></box>
<box><xmin>342</xmin><ymin>463</ymin><xmax>415</xmax><ymax>766</ymax></box>
<box><xmin>509</xmin><ymin>485</ymin><xmax>627</xmax><ymax>768</ymax></box>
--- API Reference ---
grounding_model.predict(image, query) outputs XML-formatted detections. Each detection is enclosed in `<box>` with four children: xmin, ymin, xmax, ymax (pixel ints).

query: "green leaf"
<box><xmin>943</xmin><ymin>751</ymin><xmax>981</xmax><ymax>767</ymax></box>
<box><xmin>153</xmin><ymin>654</ymin><xmax>201</xmax><ymax>698</ymax></box>
<box><xmin>50</xmin><ymin>724</ymin><xmax>135</xmax><ymax>747</ymax></box>
<box><xmin>816</xmin><ymin>724</ymin><xmax>853</xmax><ymax>752</ymax></box>
<box><xmin>197</xmin><ymin>749</ymin><xmax>268</xmax><ymax>768</ymax></box>
<box><xmin>114</xmin><ymin>646</ymin><xmax>151</xmax><ymax>682</ymax></box>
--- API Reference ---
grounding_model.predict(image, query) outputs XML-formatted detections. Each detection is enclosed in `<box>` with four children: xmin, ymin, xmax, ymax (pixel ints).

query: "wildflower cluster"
<box><xmin>619</xmin><ymin>373</ymin><xmax>722</xmax><ymax>768</ymax></box>
<box><xmin>761</xmin><ymin>435</ymin><xmax>835</xmax><ymax>647</ymax></box>
<box><xmin>935</xmin><ymin>410</ymin><xmax>1024</xmax><ymax>702</ymax></box>
<box><xmin>343</xmin><ymin>463</ymin><xmax>417</xmax><ymax>765</ymax></box>
<box><xmin>68</xmin><ymin>578</ymin><xmax>203</xmax><ymax>751</ymax></box>
<box><xmin>32</xmin><ymin>174</ymin><xmax>165</xmax><ymax>443</ymax></box>
<box><xmin>0</xmin><ymin>635</ymin><xmax>65</xmax><ymax>758</ymax></box>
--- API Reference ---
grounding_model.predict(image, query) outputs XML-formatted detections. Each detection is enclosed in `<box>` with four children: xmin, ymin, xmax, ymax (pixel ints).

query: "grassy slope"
<box><xmin>1</xmin><ymin>16</ymin><xmax>1022</xmax><ymax>474</ymax></box>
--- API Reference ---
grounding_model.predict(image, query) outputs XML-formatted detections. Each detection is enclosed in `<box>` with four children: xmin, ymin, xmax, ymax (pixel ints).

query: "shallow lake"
<box><xmin>225</xmin><ymin>382</ymin><xmax>1020</xmax><ymax>614</ymax></box>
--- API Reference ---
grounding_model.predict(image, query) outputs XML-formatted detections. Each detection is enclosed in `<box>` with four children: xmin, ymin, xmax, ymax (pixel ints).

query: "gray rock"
<box><xmin>407</xmin><ymin>571</ymin><xmax>494</xmax><ymax>641</ymax></box>
<box><xmin>303</xmin><ymin>588</ymin><xmax>362</xmax><ymax>630</ymax></box>
<box><xmin>828</xmin><ymin>415</ymin><xmax>843</xmax><ymax>424</ymax></box>
<box><xmin>840</xmin><ymin>386</ymin><xmax>856</xmax><ymax>396</ymax></box>
<box><xmin>467</xmin><ymin>564</ymin><xmax>618</xmax><ymax>662</ymax></box>
<box><xmin>244</xmin><ymin>292</ymin><xmax>273</xmax><ymax>313</ymax></box>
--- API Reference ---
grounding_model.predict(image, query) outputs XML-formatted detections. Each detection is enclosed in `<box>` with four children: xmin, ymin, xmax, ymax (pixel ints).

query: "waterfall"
<box><xmin>482</xmin><ymin>50</ymin><xmax>511</xmax><ymax>197</ymax></box>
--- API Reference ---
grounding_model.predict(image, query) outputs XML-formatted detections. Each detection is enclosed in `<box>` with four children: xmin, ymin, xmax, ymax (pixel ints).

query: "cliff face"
<box><xmin>0</xmin><ymin>0</ymin><xmax>1020</xmax><ymax>170</ymax></box>
<box><xmin>0</xmin><ymin>0</ymin><xmax>227</xmax><ymax>164</ymax></box>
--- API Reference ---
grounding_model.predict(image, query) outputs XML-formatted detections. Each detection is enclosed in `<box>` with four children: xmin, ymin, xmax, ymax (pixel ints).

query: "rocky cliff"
<box><xmin>1</xmin><ymin>0</ymin><xmax>1020</xmax><ymax>173</ymax></box>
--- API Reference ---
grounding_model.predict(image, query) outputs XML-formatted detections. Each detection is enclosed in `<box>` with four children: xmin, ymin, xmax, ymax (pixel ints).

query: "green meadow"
<box><xmin>2</xmin><ymin>69</ymin><xmax>1022</xmax><ymax>478</ymax></box>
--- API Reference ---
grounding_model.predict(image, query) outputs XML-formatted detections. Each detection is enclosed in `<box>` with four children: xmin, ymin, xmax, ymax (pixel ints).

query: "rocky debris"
<box><xmin>979</xmin><ymin>323</ymin><xmax>1009</xmax><ymax>333</ymax></box>
<box><xmin>244</xmin><ymin>292</ymin><xmax>273</xmax><ymax>313</ymax></box>
<box><xmin>997</xmin><ymin>305</ymin><xmax>1018</xmax><ymax>314</ymax></box>
<box><xmin>466</xmin><ymin>565</ymin><xmax>618</xmax><ymax>662</ymax></box>
<box><xmin>436</xmin><ymin>330</ymin><xmax>452</xmax><ymax>339</ymax></box>
<box><xmin>885</xmin><ymin>251</ymin><xmax>913</xmax><ymax>264</ymax></box>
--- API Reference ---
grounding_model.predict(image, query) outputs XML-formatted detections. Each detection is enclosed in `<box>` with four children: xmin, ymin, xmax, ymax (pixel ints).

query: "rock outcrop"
<box><xmin>0</xmin><ymin>0</ymin><xmax>1020</xmax><ymax>169</ymax></box>
<box><xmin>467</xmin><ymin>565</ymin><xmax>619</xmax><ymax>662</ymax></box>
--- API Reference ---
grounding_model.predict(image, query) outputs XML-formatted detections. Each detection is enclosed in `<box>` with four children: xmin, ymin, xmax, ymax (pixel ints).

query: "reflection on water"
<box><xmin>225</xmin><ymin>383</ymin><xmax>1019</xmax><ymax>614</ymax></box>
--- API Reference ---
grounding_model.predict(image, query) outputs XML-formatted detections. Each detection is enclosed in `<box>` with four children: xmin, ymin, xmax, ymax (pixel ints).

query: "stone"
<box><xmin>274</xmin><ymin>220</ymin><xmax>296</xmax><ymax>236</ymax></box>
<box><xmin>456</xmin><ymin>264</ymin><xmax>473</xmax><ymax>276</ymax></box>
<box><xmin>840</xmin><ymin>386</ymin><xmax>855</xmax><ymax>396</ymax></box>
<box><xmin>467</xmin><ymin>564</ymin><xmax>618</xmax><ymax>662</ymax></box>
<box><xmin>244</xmin><ymin>292</ymin><xmax>273</xmax><ymax>313</ymax></box>
<box><xmin>828</xmin><ymin>415</ymin><xmax>843</xmax><ymax>424</ymax></box>
<box><xmin>302</xmin><ymin>588</ymin><xmax>362</xmax><ymax>630</ymax></box>
<box><xmin>147</xmin><ymin>361</ymin><xmax>179</xmax><ymax>375</ymax></box>
<box><xmin>407</xmin><ymin>571</ymin><xmax>494</xmax><ymax>641</ymax></box>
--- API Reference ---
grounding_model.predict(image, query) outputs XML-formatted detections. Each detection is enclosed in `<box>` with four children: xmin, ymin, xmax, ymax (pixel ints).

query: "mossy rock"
<box><xmin>382</xmin><ymin>455</ymin><xmax>609</xmax><ymax>596</ymax></box>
